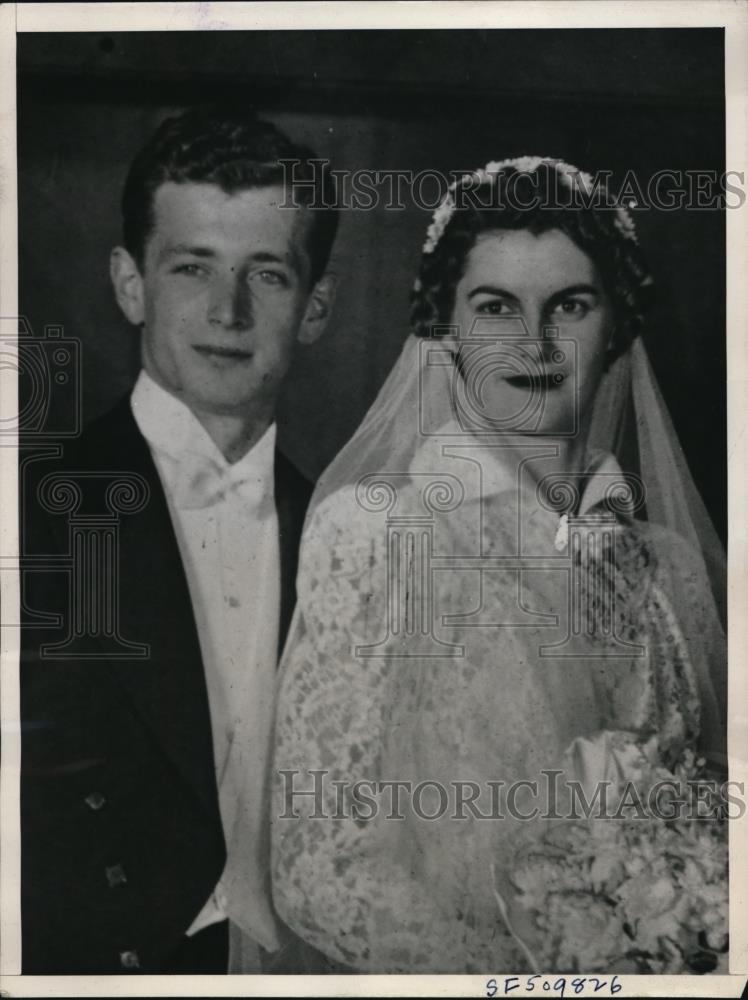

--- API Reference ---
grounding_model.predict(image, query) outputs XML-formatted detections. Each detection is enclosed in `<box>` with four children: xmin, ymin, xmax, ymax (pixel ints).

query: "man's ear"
<box><xmin>110</xmin><ymin>247</ymin><xmax>145</xmax><ymax>327</ymax></box>
<box><xmin>298</xmin><ymin>273</ymin><xmax>337</xmax><ymax>345</ymax></box>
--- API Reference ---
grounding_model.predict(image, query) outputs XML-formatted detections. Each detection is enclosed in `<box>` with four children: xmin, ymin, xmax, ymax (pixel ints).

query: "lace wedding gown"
<box><xmin>271</xmin><ymin>435</ymin><xmax>724</xmax><ymax>972</ymax></box>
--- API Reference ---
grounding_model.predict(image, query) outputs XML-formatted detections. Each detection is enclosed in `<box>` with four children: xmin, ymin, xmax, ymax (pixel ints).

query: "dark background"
<box><xmin>17</xmin><ymin>29</ymin><xmax>726</xmax><ymax>540</ymax></box>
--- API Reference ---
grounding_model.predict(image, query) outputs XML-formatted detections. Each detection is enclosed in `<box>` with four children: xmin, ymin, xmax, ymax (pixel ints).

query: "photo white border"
<box><xmin>1</xmin><ymin>3</ymin><xmax>746</xmax><ymax>996</ymax></box>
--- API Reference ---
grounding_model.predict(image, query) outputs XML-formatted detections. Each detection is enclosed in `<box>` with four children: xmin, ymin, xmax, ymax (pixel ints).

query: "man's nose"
<box><xmin>207</xmin><ymin>272</ymin><xmax>252</xmax><ymax>330</ymax></box>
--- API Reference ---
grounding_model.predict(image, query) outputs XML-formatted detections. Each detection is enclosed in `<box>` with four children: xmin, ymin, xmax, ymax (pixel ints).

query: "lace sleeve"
<box><xmin>646</xmin><ymin>524</ymin><xmax>727</xmax><ymax>765</ymax></box>
<box><xmin>271</xmin><ymin>489</ymin><xmax>489</xmax><ymax>971</ymax></box>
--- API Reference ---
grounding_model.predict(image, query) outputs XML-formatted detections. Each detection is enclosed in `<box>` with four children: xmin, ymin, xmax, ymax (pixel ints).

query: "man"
<box><xmin>20</xmin><ymin>107</ymin><xmax>338</xmax><ymax>974</ymax></box>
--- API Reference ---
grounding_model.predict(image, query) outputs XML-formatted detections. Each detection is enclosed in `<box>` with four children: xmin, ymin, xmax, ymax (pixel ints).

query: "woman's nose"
<box><xmin>208</xmin><ymin>273</ymin><xmax>252</xmax><ymax>330</ymax></box>
<box><xmin>521</xmin><ymin>308</ymin><xmax>556</xmax><ymax>342</ymax></box>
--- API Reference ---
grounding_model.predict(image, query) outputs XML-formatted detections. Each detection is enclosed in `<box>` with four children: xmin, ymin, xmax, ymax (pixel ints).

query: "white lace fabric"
<box><xmin>270</xmin><ymin>334</ymin><xmax>726</xmax><ymax>973</ymax></box>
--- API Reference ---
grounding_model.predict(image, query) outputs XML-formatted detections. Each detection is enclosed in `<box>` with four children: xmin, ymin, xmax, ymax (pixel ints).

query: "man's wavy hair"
<box><xmin>410</xmin><ymin>162</ymin><xmax>654</xmax><ymax>362</ymax></box>
<box><xmin>122</xmin><ymin>105</ymin><xmax>339</xmax><ymax>286</ymax></box>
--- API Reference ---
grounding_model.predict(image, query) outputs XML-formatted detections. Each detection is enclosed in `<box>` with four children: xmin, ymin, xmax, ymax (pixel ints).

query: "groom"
<box><xmin>20</xmin><ymin>107</ymin><xmax>338</xmax><ymax>974</ymax></box>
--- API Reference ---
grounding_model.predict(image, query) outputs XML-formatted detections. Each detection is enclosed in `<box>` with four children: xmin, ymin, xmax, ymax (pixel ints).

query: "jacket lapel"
<box><xmin>115</xmin><ymin>463</ymin><xmax>221</xmax><ymax>817</ymax></box>
<box><xmin>55</xmin><ymin>399</ymin><xmax>221</xmax><ymax>819</ymax></box>
<box><xmin>46</xmin><ymin>399</ymin><xmax>313</xmax><ymax>815</ymax></box>
<box><xmin>274</xmin><ymin>449</ymin><xmax>313</xmax><ymax>657</ymax></box>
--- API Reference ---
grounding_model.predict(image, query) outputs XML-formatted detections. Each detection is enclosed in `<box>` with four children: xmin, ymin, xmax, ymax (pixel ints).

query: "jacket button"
<box><xmin>105</xmin><ymin>863</ymin><xmax>127</xmax><ymax>888</ymax></box>
<box><xmin>84</xmin><ymin>792</ymin><xmax>106</xmax><ymax>811</ymax></box>
<box><xmin>119</xmin><ymin>949</ymin><xmax>140</xmax><ymax>970</ymax></box>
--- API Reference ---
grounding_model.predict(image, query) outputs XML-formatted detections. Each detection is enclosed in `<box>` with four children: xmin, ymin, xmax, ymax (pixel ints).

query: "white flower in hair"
<box><xmin>613</xmin><ymin>205</ymin><xmax>638</xmax><ymax>243</ymax></box>
<box><xmin>419</xmin><ymin>156</ymin><xmax>640</xmax><ymax>258</ymax></box>
<box><xmin>422</xmin><ymin>196</ymin><xmax>457</xmax><ymax>253</ymax></box>
<box><xmin>485</xmin><ymin>156</ymin><xmax>552</xmax><ymax>176</ymax></box>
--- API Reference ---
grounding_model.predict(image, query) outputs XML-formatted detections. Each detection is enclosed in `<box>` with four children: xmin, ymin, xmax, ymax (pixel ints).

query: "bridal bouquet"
<box><xmin>497</xmin><ymin>734</ymin><xmax>729</xmax><ymax>974</ymax></box>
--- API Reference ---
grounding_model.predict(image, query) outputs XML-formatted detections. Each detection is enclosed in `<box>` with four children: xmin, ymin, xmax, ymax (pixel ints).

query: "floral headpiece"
<box><xmin>421</xmin><ymin>156</ymin><xmax>638</xmax><ymax>255</ymax></box>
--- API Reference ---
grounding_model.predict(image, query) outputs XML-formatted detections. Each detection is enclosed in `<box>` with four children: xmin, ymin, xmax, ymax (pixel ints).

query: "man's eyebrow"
<box><xmin>159</xmin><ymin>243</ymin><xmax>217</xmax><ymax>262</ymax></box>
<box><xmin>249</xmin><ymin>251</ymin><xmax>289</xmax><ymax>266</ymax></box>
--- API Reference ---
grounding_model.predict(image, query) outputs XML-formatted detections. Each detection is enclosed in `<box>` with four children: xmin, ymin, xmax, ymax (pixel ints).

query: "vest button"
<box><xmin>119</xmin><ymin>949</ymin><xmax>140</xmax><ymax>970</ymax></box>
<box><xmin>105</xmin><ymin>863</ymin><xmax>127</xmax><ymax>888</ymax></box>
<box><xmin>84</xmin><ymin>792</ymin><xmax>106</xmax><ymax>811</ymax></box>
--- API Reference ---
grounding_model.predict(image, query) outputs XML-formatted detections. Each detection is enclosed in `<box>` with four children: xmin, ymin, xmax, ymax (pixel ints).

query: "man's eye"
<box><xmin>173</xmin><ymin>263</ymin><xmax>205</xmax><ymax>277</ymax></box>
<box><xmin>254</xmin><ymin>270</ymin><xmax>288</xmax><ymax>287</ymax></box>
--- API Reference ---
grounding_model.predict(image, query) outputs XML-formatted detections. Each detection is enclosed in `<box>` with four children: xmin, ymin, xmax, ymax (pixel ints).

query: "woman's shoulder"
<box><xmin>298</xmin><ymin>478</ymin><xmax>420</xmax><ymax>589</ymax></box>
<box><xmin>305</xmin><ymin>474</ymin><xmax>435</xmax><ymax>538</ymax></box>
<box><xmin>620</xmin><ymin>517</ymin><xmax>708</xmax><ymax>570</ymax></box>
<box><xmin>615</xmin><ymin>518</ymin><xmax>723</xmax><ymax>623</ymax></box>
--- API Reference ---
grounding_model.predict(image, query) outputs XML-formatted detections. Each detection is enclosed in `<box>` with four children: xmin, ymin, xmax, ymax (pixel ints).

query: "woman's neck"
<box><xmin>507</xmin><ymin>430</ymin><xmax>593</xmax><ymax>513</ymax></box>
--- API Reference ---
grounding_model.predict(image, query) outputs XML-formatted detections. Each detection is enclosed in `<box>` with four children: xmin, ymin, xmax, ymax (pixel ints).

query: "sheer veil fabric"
<box><xmin>267</xmin><ymin>327</ymin><xmax>726</xmax><ymax>972</ymax></box>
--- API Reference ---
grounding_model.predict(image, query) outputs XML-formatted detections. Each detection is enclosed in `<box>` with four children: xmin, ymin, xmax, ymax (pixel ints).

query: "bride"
<box><xmin>269</xmin><ymin>158</ymin><xmax>727</xmax><ymax>973</ymax></box>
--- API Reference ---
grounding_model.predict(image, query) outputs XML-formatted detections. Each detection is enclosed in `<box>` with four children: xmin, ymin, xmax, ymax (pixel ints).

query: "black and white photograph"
<box><xmin>1</xmin><ymin>2</ymin><xmax>746</xmax><ymax>995</ymax></box>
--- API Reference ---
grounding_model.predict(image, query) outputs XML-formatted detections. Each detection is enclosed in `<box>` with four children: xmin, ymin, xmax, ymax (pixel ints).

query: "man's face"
<box><xmin>133</xmin><ymin>181</ymin><xmax>318</xmax><ymax>419</ymax></box>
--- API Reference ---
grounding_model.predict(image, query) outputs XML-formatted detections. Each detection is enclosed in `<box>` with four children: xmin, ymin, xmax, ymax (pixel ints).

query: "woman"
<box><xmin>269</xmin><ymin>158</ymin><xmax>727</xmax><ymax>972</ymax></box>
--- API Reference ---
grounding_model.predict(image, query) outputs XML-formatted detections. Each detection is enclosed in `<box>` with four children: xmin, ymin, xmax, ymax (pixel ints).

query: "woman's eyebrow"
<box><xmin>545</xmin><ymin>283</ymin><xmax>601</xmax><ymax>302</ymax></box>
<box><xmin>158</xmin><ymin>245</ymin><xmax>300</xmax><ymax>273</ymax></box>
<box><xmin>467</xmin><ymin>282</ymin><xmax>601</xmax><ymax>302</ymax></box>
<box><xmin>467</xmin><ymin>285</ymin><xmax>520</xmax><ymax>300</ymax></box>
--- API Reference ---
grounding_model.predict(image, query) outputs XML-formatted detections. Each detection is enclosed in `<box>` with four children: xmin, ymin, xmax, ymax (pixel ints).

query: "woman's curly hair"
<box><xmin>410</xmin><ymin>162</ymin><xmax>654</xmax><ymax>362</ymax></box>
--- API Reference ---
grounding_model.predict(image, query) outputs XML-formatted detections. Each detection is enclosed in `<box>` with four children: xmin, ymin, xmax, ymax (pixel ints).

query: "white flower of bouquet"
<box><xmin>496</xmin><ymin>733</ymin><xmax>728</xmax><ymax>974</ymax></box>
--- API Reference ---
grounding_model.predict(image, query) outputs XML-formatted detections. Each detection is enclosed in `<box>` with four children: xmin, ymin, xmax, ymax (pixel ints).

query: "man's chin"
<box><xmin>191</xmin><ymin>396</ymin><xmax>264</xmax><ymax>419</ymax></box>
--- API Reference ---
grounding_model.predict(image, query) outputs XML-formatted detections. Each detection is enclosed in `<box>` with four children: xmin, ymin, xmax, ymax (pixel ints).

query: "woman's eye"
<box><xmin>553</xmin><ymin>298</ymin><xmax>589</xmax><ymax>318</ymax></box>
<box><xmin>476</xmin><ymin>300</ymin><xmax>516</xmax><ymax>316</ymax></box>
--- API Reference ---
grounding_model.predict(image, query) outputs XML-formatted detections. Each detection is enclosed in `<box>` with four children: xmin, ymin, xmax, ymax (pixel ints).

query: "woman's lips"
<box><xmin>504</xmin><ymin>372</ymin><xmax>566</xmax><ymax>389</ymax></box>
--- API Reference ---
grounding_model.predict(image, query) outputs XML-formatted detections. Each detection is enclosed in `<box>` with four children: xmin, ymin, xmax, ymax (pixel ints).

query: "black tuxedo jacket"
<box><xmin>20</xmin><ymin>396</ymin><xmax>313</xmax><ymax>974</ymax></box>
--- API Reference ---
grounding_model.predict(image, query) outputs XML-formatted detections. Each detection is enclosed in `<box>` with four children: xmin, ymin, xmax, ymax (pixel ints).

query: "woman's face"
<box><xmin>449</xmin><ymin>227</ymin><xmax>614</xmax><ymax>438</ymax></box>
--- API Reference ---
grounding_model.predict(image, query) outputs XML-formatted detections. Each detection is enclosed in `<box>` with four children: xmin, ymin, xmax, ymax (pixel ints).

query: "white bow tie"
<box><xmin>172</xmin><ymin>454</ymin><xmax>266</xmax><ymax>511</ymax></box>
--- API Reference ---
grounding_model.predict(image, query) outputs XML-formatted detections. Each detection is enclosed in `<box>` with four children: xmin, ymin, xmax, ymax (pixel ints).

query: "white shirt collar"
<box><xmin>130</xmin><ymin>370</ymin><xmax>276</xmax><ymax>502</ymax></box>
